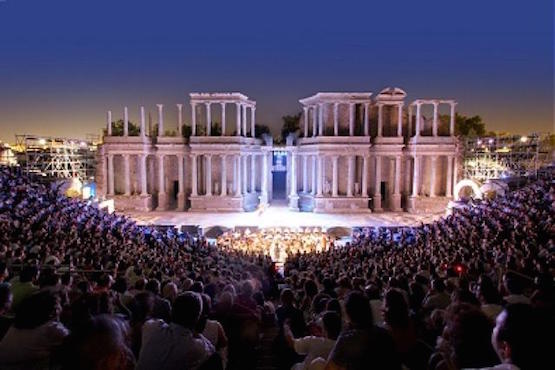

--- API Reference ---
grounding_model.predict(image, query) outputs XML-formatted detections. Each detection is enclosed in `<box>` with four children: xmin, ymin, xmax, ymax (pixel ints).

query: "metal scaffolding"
<box><xmin>462</xmin><ymin>133</ymin><xmax>551</xmax><ymax>182</ymax></box>
<box><xmin>14</xmin><ymin>134</ymin><xmax>98</xmax><ymax>181</ymax></box>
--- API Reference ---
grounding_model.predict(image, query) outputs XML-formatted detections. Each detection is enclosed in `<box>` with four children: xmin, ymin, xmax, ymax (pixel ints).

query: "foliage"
<box><xmin>103</xmin><ymin>119</ymin><xmax>140</xmax><ymax>136</ymax></box>
<box><xmin>453</xmin><ymin>113</ymin><xmax>487</xmax><ymax>137</ymax></box>
<box><xmin>255</xmin><ymin>124</ymin><xmax>271</xmax><ymax>138</ymax></box>
<box><xmin>280</xmin><ymin>112</ymin><xmax>302</xmax><ymax>142</ymax></box>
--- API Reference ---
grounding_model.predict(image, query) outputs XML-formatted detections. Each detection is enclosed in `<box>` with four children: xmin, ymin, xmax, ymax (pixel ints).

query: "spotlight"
<box><xmin>520</xmin><ymin>136</ymin><xmax>528</xmax><ymax>143</ymax></box>
<box><xmin>38</xmin><ymin>138</ymin><xmax>46</xmax><ymax>145</ymax></box>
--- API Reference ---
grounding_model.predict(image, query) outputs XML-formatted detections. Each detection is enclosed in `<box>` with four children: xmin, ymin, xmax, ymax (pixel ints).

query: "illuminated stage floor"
<box><xmin>125</xmin><ymin>202</ymin><xmax>444</xmax><ymax>229</ymax></box>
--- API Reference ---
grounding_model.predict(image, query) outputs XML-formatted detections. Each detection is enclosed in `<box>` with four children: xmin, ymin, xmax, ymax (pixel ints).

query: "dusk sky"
<box><xmin>0</xmin><ymin>0</ymin><xmax>553</xmax><ymax>143</ymax></box>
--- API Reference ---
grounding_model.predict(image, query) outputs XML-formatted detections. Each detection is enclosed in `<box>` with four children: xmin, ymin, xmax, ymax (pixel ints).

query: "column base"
<box><xmin>408</xmin><ymin>195</ymin><xmax>417</xmax><ymax>212</ymax></box>
<box><xmin>390</xmin><ymin>193</ymin><xmax>402</xmax><ymax>211</ymax></box>
<box><xmin>259</xmin><ymin>192</ymin><xmax>269</xmax><ymax>206</ymax></box>
<box><xmin>288</xmin><ymin>194</ymin><xmax>299</xmax><ymax>211</ymax></box>
<box><xmin>156</xmin><ymin>192</ymin><xmax>168</xmax><ymax>211</ymax></box>
<box><xmin>373</xmin><ymin>195</ymin><xmax>382</xmax><ymax>212</ymax></box>
<box><xmin>177</xmin><ymin>192</ymin><xmax>186</xmax><ymax>211</ymax></box>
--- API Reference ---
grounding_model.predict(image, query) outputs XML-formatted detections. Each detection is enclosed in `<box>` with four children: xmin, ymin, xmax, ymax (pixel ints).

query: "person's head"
<box><xmin>304</xmin><ymin>279</ymin><xmax>318</xmax><ymax>298</ymax></box>
<box><xmin>196</xmin><ymin>293</ymin><xmax>212</xmax><ymax>333</ymax></box>
<box><xmin>172</xmin><ymin>292</ymin><xmax>203</xmax><ymax>329</ymax></box>
<box><xmin>444</xmin><ymin>303</ymin><xmax>498</xmax><ymax>369</ymax></box>
<box><xmin>383</xmin><ymin>289</ymin><xmax>409</xmax><ymax>328</ymax></box>
<box><xmin>145</xmin><ymin>279</ymin><xmax>161</xmax><ymax>295</ymax></box>
<box><xmin>0</xmin><ymin>283</ymin><xmax>12</xmax><ymax>315</ymax></box>
<box><xmin>19</xmin><ymin>264</ymin><xmax>39</xmax><ymax>283</ymax></box>
<box><xmin>61</xmin><ymin>315</ymin><xmax>133</xmax><ymax>370</ymax></box>
<box><xmin>162</xmin><ymin>282</ymin><xmax>178</xmax><ymax>303</ymax></box>
<box><xmin>240</xmin><ymin>280</ymin><xmax>253</xmax><ymax>297</ymax></box>
<box><xmin>0</xmin><ymin>262</ymin><xmax>8</xmax><ymax>282</ymax></box>
<box><xmin>321</xmin><ymin>311</ymin><xmax>342</xmax><ymax>340</ymax></box>
<box><xmin>14</xmin><ymin>291</ymin><xmax>61</xmax><ymax>329</ymax></box>
<box><xmin>344</xmin><ymin>291</ymin><xmax>373</xmax><ymax>328</ymax></box>
<box><xmin>503</xmin><ymin>272</ymin><xmax>524</xmax><ymax>295</ymax></box>
<box><xmin>492</xmin><ymin>304</ymin><xmax>549</xmax><ymax>369</ymax></box>
<box><xmin>280</xmin><ymin>288</ymin><xmax>295</xmax><ymax>306</ymax></box>
<box><xmin>432</xmin><ymin>278</ymin><xmax>445</xmax><ymax>293</ymax></box>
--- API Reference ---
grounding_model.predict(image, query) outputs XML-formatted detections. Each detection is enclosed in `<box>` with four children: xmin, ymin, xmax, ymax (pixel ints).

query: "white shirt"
<box><xmin>292</xmin><ymin>336</ymin><xmax>336</xmax><ymax>370</ymax></box>
<box><xmin>136</xmin><ymin>319</ymin><xmax>215</xmax><ymax>370</ymax></box>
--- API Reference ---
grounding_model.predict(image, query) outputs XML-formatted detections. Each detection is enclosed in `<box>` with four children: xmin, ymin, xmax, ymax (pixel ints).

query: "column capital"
<box><xmin>432</xmin><ymin>101</ymin><xmax>439</xmax><ymax>107</ymax></box>
<box><xmin>156</xmin><ymin>103</ymin><xmax>164</xmax><ymax>109</ymax></box>
<box><xmin>220</xmin><ymin>101</ymin><xmax>226</xmax><ymax>107</ymax></box>
<box><xmin>176</xmin><ymin>103</ymin><xmax>183</xmax><ymax>109</ymax></box>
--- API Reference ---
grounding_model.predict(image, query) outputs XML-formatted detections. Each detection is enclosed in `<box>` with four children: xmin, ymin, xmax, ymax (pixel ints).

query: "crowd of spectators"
<box><xmin>0</xmin><ymin>165</ymin><xmax>552</xmax><ymax>370</ymax></box>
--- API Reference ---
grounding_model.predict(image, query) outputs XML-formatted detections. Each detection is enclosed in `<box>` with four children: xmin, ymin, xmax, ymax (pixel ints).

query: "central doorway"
<box><xmin>271</xmin><ymin>151</ymin><xmax>287</xmax><ymax>201</ymax></box>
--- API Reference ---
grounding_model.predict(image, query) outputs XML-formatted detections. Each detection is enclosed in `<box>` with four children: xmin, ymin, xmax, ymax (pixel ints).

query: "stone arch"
<box><xmin>454</xmin><ymin>179</ymin><xmax>482</xmax><ymax>201</ymax></box>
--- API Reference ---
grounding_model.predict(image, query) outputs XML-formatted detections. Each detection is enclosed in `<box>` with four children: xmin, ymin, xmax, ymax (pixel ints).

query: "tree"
<box><xmin>280</xmin><ymin>112</ymin><xmax>302</xmax><ymax>142</ymax></box>
<box><xmin>454</xmin><ymin>113</ymin><xmax>487</xmax><ymax>137</ymax></box>
<box><xmin>103</xmin><ymin>119</ymin><xmax>140</xmax><ymax>136</ymax></box>
<box><xmin>255</xmin><ymin>124</ymin><xmax>271</xmax><ymax>138</ymax></box>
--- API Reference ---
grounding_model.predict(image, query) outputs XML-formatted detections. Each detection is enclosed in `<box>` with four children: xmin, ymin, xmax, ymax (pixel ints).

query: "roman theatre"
<box><xmin>97</xmin><ymin>88</ymin><xmax>459</xmax><ymax>229</ymax></box>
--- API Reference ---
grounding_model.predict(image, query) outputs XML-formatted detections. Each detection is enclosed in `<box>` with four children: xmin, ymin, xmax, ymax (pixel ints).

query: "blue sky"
<box><xmin>0</xmin><ymin>0</ymin><xmax>552</xmax><ymax>142</ymax></box>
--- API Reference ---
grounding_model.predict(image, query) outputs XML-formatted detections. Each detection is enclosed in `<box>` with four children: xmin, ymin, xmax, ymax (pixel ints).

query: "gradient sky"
<box><xmin>0</xmin><ymin>0</ymin><xmax>553</xmax><ymax>143</ymax></box>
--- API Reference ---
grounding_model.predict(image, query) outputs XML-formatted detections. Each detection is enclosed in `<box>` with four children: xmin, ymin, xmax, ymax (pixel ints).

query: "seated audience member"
<box><xmin>60</xmin><ymin>315</ymin><xmax>135</xmax><ymax>370</ymax></box>
<box><xmin>423</xmin><ymin>279</ymin><xmax>451</xmax><ymax>311</ymax></box>
<box><xmin>325</xmin><ymin>291</ymin><xmax>401</xmax><ymax>370</ymax></box>
<box><xmin>197</xmin><ymin>294</ymin><xmax>228</xmax><ymax>368</ymax></box>
<box><xmin>487</xmin><ymin>304</ymin><xmax>551</xmax><ymax>370</ymax></box>
<box><xmin>430</xmin><ymin>303</ymin><xmax>498</xmax><ymax>370</ymax></box>
<box><xmin>0</xmin><ymin>283</ymin><xmax>13</xmax><ymax>339</ymax></box>
<box><xmin>9</xmin><ymin>264</ymin><xmax>39</xmax><ymax>312</ymax></box>
<box><xmin>136</xmin><ymin>292</ymin><xmax>216</xmax><ymax>370</ymax></box>
<box><xmin>501</xmin><ymin>273</ymin><xmax>530</xmax><ymax>305</ymax></box>
<box><xmin>477</xmin><ymin>276</ymin><xmax>503</xmax><ymax>321</ymax></box>
<box><xmin>0</xmin><ymin>291</ymin><xmax>69</xmax><ymax>369</ymax></box>
<box><xmin>285</xmin><ymin>310</ymin><xmax>341</xmax><ymax>370</ymax></box>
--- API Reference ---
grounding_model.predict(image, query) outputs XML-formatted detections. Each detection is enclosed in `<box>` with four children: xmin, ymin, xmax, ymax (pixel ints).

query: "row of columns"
<box><xmin>409</xmin><ymin>101</ymin><xmax>456</xmax><ymax>137</ymax></box>
<box><xmin>302</xmin><ymin>102</ymin><xmax>405</xmax><ymax>138</ymax></box>
<box><xmin>106</xmin><ymin>105</ymin><xmax>183</xmax><ymax>137</ymax></box>
<box><xmin>189</xmin><ymin>153</ymin><xmax>269</xmax><ymax>198</ymax></box>
<box><xmin>191</xmin><ymin>102</ymin><xmax>256</xmax><ymax>137</ymax></box>
<box><xmin>410</xmin><ymin>154</ymin><xmax>457</xmax><ymax>198</ymax></box>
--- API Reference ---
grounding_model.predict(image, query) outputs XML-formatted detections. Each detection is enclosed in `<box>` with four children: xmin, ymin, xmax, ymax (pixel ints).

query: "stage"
<box><xmin>124</xmin><ymin>202</ymin><xmax>444</xmax><ymax>230</ymax></box>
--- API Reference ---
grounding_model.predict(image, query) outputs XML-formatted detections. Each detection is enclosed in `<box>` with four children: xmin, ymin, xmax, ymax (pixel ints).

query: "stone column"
<box><xmin>333</xmin><ymin>103</ymin><xmax>339</xmax><ymax>136</ymax></box>
<box><xmin>261</xmin><ymin>152</ymin><xmax>269</xmax><ymax>204</ymax></box>
<box><xmin>412</xmin><ymin>155</ymin><xmax>420</xmax><ymax>197</ymax></box>
<box><xmin>302</xmin><ymin>155</ymin><xmax>308</xmax><ymax>193</ymax></box>
<box><xmin>318</xmin><ymin>103</ymin><xmax>324</xmax><ymax>136</ymax></box>
<box><xmin>235</xmin><ymin>103</ymin><xmax>241</xmax><ymax>136</ymax></box>
<box><xmin>373</xmin><ymin>156</ymin><xmax>383</xmax><ymax>211</ymax></box>
<box><xmin>332</xmin><ymin>156</ymin><xmax>339</xmax><ymax>197</ymax></box>
<box><xmin>377</xmin><ymin>103</ymin><xmax>383</xmax><ymax>137</ymax></box>
<box><xmin>205</xmin><ymin>155</ymin><xmax>212</xmax><ymax>196</ymax></box>
<box><xmin>408</xmin><ymin>105</ymin><xmax>413</xmax><ymax>137</ymax></box>
<box><xmin>107</xmin><ymin>154</ymin><xmax>114</xmax><ymax>195</ymax></box>
<box><xmin>106</xmin><ymin>110</ymin><xmax>112</xmax><ymax>136</ymax></box>
<box><xmin>242</xmin><ymin>105</ymin><xmax>247</xmax><ymax>137</ymax></box>
<box><xmin>140</xmin><ymin>154</ymin><xmax>148</xmax><ymax>196</ymax></box>
<box><xmin>391</xmin><ymin>156</ymin><xmax>402</xmax><ymax>211</ymax></box>
<box><xmin>415</xmin><ymin>103</ymin><xmax>421</xmax><ymax>137</ymax></box>
<box><xmin>177</xmin><ymin>104</ymin><xmax>183</xmax><ymax>135</ymax></box>
<box><xmin>232</xmin><ymin>155</ymin><xmax>238</xmax><ymax>195</ymax></box>
<box><xmin>251</xmin><ymin>106</ymin><xmax>256</xmax><ymax>138</ymax></box>
<box><xmin>312</xmin><ymin>106</ymin><xmax>317</xmax><ymax>137</ymax></box>
<box><xmin>450</xmin><ymin>102</ymin><xmax>456</xmax><ymax>136</ymax></box>
<box><xmin>432</xmin><ymin>102</ymin><xmax>439</xmax><ymax>137</ymax></box>
<box><xmin>177</xmin><ymin>155</ymin><xmax>185</xmax><ymax>209</ymax></box>
<box><xmin>191</xmin><ymin>154</ymin><xmax>198</xmax><ymax>196</ymax></box>
<box><xmin>349</xmin><ymin>103</ymin><xmax>355</xmax><ymax>136</ymax></box>
<box><xmin>220</xmin><ymin>155</ymin><xmax>227</xmax><ymax>196</ymax></box>
<box><xmin>123</xmin><ymin>154</ymin><xmax>131</xmax><ymax>195</ymax></box>
<box><xmin>157</xmin><ymin>155</ymin><xmax>167</xmax><ymax>210</ymax></box>
<box><xmin>316</xmin><ymin>157</ymin><xmax>323</xmax><ymax>196</ymax></box>
<box><xmin>347</xmin><ymin>156</ymin><xmax>354</xmax><ymax>197</ymax></box>
<box><xmin>303</xmin><ymin>107</ymin><xmax>309</xmax><ymax>137</ymax></box>
<box><xmin>235</xmin><ymin>155</ymin><xmax>242</xmax><ymax>196</ymax></box>
<box><xmin>446</xmin><ymin>155</ymin><xmax>453</xmax><ymax>197</ymax></box>
<box><xmin>242</xmin><ymin>155</ymin><xmax>247</xmax><ymax>194</ymax></box>
<box><xmin>289</xmin><ymin>152</ymin><xmax>299</xmax><ymax>209</ymax></box>
<box><xmin>157</xmin><ymin>104</ymin><xmax>164</xmax><ymax>137</ymax></box>
<box><xmin>311</xmin><ymin>156</ymin><xmax>317</xmax><ymax>195</ymax></box>
<box><xmin>191</xmin><ymin>102</ymin><xmax>197</xmax><ymax>136</ymax></box>
<box><xmin>397</xmin><ymin>103</ymin><xmax>403</xmax><ymax>137</ymax></box>
<box><xmin>123</xmin><ymin>106</ymin><xmax>129</xmax><ymax>136</ymax></box>
<box><xmin>362</xmin><ymin>155</ymin><xmax>368</xmax><ymax>197</ymax></box>
<box><xmin>430</xmin><ymin>155</ymin><xmax>437</xmax><ymax>197</ymax></box>
<box><xmin>205</xmin><ymin>102</ymin><xmax>212</xmax><ymax>136</ymax></box>
<box><xmin>221</xmin><ymin>102</ymin><xmax>226</xmax><ymax>136</ymax></box>
<box><xmin>140</xmin><ymin>106</ymin><xmax>146</xmax><ymax>137</ymax></box>
<box><xmin>250</xmin><ymin>154</ymin><xmax>256</xmax><ymax>192</ymax></box>
<box><xmin>453</xmin><ymin>155</ymin><xmax>458</xmax><ymax>188</ymax></box>
<box><xmin>364</xmin><ymin>103</ymin><xmax>370</xmax><ymax>136</ymax></box>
